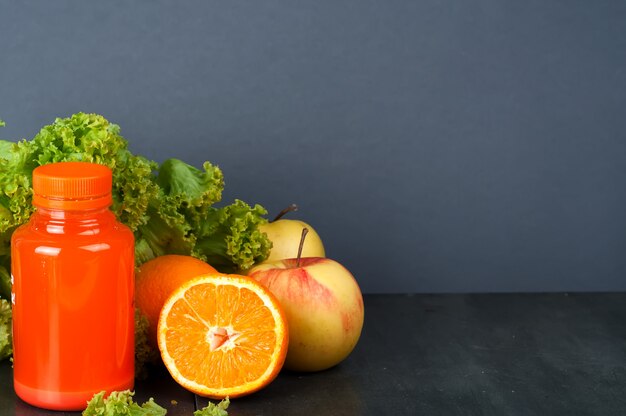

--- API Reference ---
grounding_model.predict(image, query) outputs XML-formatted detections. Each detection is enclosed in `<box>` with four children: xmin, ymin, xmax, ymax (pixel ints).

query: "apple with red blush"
<box><xmin>247</xmin><ymin>229</ymin><xmax>364</xmax><ymax>372</ymax></box>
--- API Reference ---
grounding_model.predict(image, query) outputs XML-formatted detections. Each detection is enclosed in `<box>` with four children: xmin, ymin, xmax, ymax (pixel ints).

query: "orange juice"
<box><xmin>11</xmin><ymin>162</ymin><xmax>135</xmax><ymax>411</ymax></box>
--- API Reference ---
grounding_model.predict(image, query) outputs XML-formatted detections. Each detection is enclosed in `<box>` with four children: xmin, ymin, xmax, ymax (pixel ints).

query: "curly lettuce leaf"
<box><xmin>138</xmin><ymin>160</ymin><xmax>270</xmax><ymax>272</ymax></box>
<box><xmin>156</xmin><ymin>158</ymin><xmax>224</xmax><ymax>213</ymax></box>
<box><xmin>26</xmin><ymin>113</ymin><xmax>159</xmax><ymax>231</ymax></box>
<box><xmin>194</xmin><ymin>398</ymin><xmax>230</xmax><ymax>416</ymax></box>
<box><xmin>134</xmin><ymin>159</ymin><xmax>223</xmax><ymax>262</ymax></box>
<box><xmin>0</xmin><ymin>298</ymin><xmax>12</xmax><ymax>361</ymax></box>
<box><xmin>0</xmin><ymin>113</ymin><xmax>159</xmax><ymax>238</ymax></box>
<box><xmin>0</xmin><ymin>139</ymin><xmax>37</xmax><ymax>239</ymax></box>
<box><xmin>193</xmin><ymin>200</ymin><xmax>271</xmax><ymax>273</ymax></box>
<box><xmin>156</xmin><ymin>158</ymin><xmax>224</xmax><ymax>240</ymax></box>
<box><xmin>83</xmin><ymin>390</ymin><xmax>167</xmax><ymax>416</ymax></box>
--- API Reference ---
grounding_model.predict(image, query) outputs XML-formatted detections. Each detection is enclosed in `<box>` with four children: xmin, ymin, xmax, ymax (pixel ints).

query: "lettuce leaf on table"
<box><xmin>83</xmin><ymin>390</ymin><xmax>167</xmax><ymax>416</ymax></box>
<box><xmin>194</xmin><ymin>398</ymin><xmax>230</xmax><ymax>416</ymax></box>
<box><xmin>82</xmin><ymin>390</ymin><xmax>230</xmax><ymax>416</ymax></box>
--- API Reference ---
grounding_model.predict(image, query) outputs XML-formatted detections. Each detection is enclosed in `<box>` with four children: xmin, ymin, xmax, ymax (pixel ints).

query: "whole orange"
<box><xmin>135</xmin><ymin>255</ymin><xmax>217</xmax><ymax>346</ymax></box>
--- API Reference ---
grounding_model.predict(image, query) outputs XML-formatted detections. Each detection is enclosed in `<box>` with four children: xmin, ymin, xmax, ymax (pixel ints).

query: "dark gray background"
<box><xmin>1</xmin><ymin>1</ymin><xmax>625</xmax><ymax>294</ymax></box>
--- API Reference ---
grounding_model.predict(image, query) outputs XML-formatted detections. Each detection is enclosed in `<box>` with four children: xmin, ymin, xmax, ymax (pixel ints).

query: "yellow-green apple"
<box><xmin>248</xmin><ymin>256</ymin><xmax>364</xmax><ymax>372</ymax></box>
<box><xmin>259</xmin><ymin>204</ymin><xmax>326</xmax><ymax>263</ymax></box>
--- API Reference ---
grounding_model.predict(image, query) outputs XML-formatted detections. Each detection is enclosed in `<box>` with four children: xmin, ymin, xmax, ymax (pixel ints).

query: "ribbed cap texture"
<box><xmin>32</xmin><ymin>162</ymin><xmax>113</xmax><ymax>209</ymax></box>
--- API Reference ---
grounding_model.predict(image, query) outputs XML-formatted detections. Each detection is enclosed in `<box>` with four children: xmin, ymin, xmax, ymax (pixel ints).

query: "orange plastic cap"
<box><xmin>32</xmin><ymin>162</ymin><xmax>113</xmax><ymax>210</ymax></box>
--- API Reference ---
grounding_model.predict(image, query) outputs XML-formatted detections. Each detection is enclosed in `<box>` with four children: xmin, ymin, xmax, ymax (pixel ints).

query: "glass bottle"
<box><xmin>11</xmin><ymin>161</ymin><xmax>135</xmax><ymax>411</ymax></box>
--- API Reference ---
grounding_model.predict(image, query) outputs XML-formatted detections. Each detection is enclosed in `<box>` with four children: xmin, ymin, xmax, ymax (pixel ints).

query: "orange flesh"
<box><xmin>163</xmin><ymin>283</ymin><xmax>279</xmax><ymax>389</ymax></box>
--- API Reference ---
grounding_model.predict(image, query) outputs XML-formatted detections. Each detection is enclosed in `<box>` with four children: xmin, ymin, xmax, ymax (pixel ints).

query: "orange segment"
<box><xmin>157</xmin><ymin>274</ymin><xmax>289</xmax><ymax>399</ymax></box>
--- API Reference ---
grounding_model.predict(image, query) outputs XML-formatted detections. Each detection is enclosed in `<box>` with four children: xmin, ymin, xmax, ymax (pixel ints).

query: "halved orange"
<box><xmin>157</xmin><ymin>274</ymin><xmax>289</xmax><ymax>399</ymax></box>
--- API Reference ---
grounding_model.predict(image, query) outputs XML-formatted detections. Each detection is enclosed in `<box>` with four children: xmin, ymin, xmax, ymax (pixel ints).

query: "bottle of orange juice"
<box><xmin>11</xmin><ymin>161</ymin><xmax>135</xmax><ymax>411</ymax></box>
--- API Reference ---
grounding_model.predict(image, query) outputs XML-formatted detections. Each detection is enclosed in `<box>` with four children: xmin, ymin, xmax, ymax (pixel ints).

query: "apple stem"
<box><xmin>296</xmin><ymin>227</ymin><xmax>309</xmax><ymax>267</ymax></box>
<box><xmin>272</xmin><ymin>204</ymin><xmax>299</xmax><ymax>222</ymax></box>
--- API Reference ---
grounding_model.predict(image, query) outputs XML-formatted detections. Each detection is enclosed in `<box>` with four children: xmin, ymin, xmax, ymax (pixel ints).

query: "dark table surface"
<box><xmin>1</xmin><ymin>293</ymin><xmax>626</xmax><ymax>415</ymax></box>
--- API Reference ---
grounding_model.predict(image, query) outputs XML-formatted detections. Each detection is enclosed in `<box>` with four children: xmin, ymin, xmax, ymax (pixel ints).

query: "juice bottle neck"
<box><xmin>34</xmin><ymin>205</ymin><xmax>112</xmax><ymax>219</ymax></box>
<box><xmin>31</xmin><ymin>205</ymin><xmax>116</xmax><ymax>234</ymax></box>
